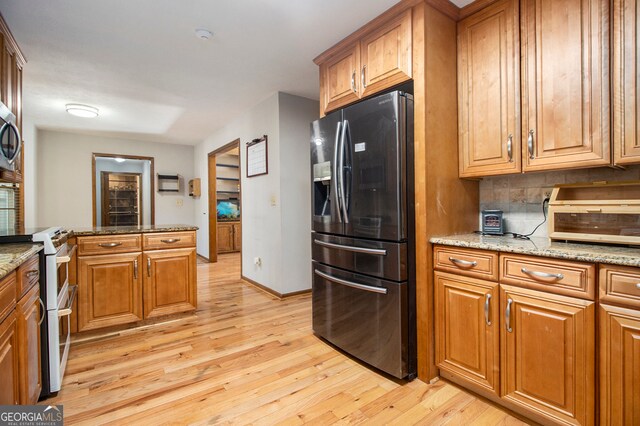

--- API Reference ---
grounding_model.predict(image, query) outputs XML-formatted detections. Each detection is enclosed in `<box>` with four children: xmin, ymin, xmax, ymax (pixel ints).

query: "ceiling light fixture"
<box><xmin>195</xmin><ymin>28</ymin><xmax>213</xmax><ymax>40</ymax></box>
<box><xmin>66</xmin><ymin>103</ymin><xmax>99</xmax><ymax>118</ymax></box>
<box><xmin>114</xmin><ymin>157</ymin><xmax>126</xmax><ymax>163</ymax></box>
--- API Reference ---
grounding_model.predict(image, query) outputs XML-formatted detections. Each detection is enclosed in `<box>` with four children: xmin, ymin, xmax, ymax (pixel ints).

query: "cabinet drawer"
<box><xmin>500</xmin><ymin>254</ymin><xmax>595</xmax><ymax>300</ymax></box>
<box><xmin>77</xmin><ymin>234</ymin><xmax>142</xmax><ymax>256</ymax></box>
<box><xmin>16</xmin><ymin>254</ymin><xmax>39</xmax><ymax>298</ymax></box>
<box><xmin>434</xmin><ymin>246</ymin><xmax>499</xmax><ymax>281</ymax></box>
<box><xmin>143</xmin><ymin>231</ymin><xmax>196</xmax><ymax>250</ymax></box>
<box><xmin>599</xmin><ymin>264</ymin><xmax>640</xmax><ymax>309</ymax></box>
<box><xmin>0</xmin><ymin>272</ymin><xmax>16</xmax><ymax>323</ymax></box>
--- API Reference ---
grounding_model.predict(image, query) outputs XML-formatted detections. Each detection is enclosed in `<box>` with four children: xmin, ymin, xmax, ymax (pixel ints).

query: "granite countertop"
<box><xmin>72</xmin><ymin>224</ymin><xmax>198</xmax><ymax>237</ymax></box>
<box><xmin>0</xmin><ymin>244</ymin><xmax>43</xmax><ymax>280</ymax></box>
<box><xmin>430</xmin><ymin>233</ymin><xmax>640</xmax><ymax>268</ymax></box>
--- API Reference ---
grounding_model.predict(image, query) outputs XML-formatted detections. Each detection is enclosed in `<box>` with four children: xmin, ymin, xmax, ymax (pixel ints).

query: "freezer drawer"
<box><xmin>312</xmin><ymin>262</ymin><xmax>408</xmax><ymax>379</ymax></box>
<box><xmin>312</xmin><ymin>232</ymin><xmax>407</xmax><ymax>281</ymax></box>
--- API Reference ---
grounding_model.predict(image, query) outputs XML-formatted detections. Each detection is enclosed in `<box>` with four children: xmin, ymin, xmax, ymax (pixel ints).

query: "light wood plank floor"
<box><xmin>48</xmin><ymin>253</ymin><xmax>530</xmax><ymax>425</ymax></box>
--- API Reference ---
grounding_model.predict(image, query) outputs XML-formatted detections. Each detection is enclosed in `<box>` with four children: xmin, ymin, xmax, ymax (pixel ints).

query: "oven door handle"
<box><xmin>58</xmin><ymin>285</ymin><xmax>78</xmax><ymax>317</ymax></box>
<box><xmin>56</xmin><ymin>244</ymin><xmax>77</xmax><ymax>264</ymax></box>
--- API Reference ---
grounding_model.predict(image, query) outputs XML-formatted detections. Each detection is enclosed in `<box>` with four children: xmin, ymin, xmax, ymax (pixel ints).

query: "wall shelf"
<box><xmin>158</xmin><ymin>174</ymin><xmax>180</xmax><ymax>193</ymax></box>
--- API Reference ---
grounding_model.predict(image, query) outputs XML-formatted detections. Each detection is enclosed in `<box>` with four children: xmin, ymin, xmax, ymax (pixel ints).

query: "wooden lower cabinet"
<box><xmin>0</xmin><ymin>311</ymin><xmax>19</xmax><ymax>404</ymax></box>
<box><xmin>16</xmin><ymin>285</ymin><xmax>41</xmax><ymax>405</ymax></box>
<box><xmin>78</xmin><ymin>252</ymin><xmax>143</xmax><ymax>331</ymax></box>
<box><xmin>501</xmin><ymin>284</ymin><xmax>595</xmax><ymax>425</ymax></box>
<box><xmin>434</xmin><ymin>271</ymin><xmax>499</xmax><ymax>395</ymax></box>
<box><xmin>218</xmin><ymin>222</ymin><xmax>241</xmax><ymax>253</ymax></box>
<box><xmin>599</xmin><ymin>304</ymin><xmax>640</xmax><ymax>425</ymax></box>
<box><xmin>143</xmin><ymin>248</ymin><xmax>196</xmax><ymax>319</ymax></box>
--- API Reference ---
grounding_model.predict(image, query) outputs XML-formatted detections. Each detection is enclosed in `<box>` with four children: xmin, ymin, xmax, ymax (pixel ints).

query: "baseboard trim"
<box><xmin>241</xmin><ymin>274</ymin><xmax>311</xmax><ymax>299</ymax></box>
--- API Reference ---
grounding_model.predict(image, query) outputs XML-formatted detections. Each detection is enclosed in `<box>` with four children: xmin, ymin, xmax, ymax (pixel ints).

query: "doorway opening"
<box><xmin>92</xmin><ymin>153</ymin><xmax>155</xmax><ymax>226</ymax></box>
<box><xmin>208</xmin><ymin>140</ymin><xmax>241</xmax><ymax>263</ymax></box>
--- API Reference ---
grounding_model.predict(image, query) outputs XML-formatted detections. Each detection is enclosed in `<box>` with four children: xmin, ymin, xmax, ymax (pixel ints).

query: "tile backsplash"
<box><xmin>479</xmin><ymin>165</ymin><xmax>640</xmax><ymax>238</ymax></box>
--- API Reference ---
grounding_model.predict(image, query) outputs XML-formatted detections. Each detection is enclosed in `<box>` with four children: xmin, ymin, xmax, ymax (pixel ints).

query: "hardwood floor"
<box><xmin>47</xmin><ymin>253</ymin><xmax>529</xmax><ymax>425</ymax></box>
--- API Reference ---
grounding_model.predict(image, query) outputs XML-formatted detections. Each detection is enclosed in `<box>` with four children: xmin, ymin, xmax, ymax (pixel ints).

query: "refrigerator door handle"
<box><xmin>333</xmin><ymin>121</ymin><xmax>343</xmax><ymax>223</ymax></box>
<box><xmin>314</xmin><ymin>269</ymin><xmax>388</xmax><ymax>295</ymax></box>
<box><xmin>339</xmin><ymin>120</ymin><xmax>349</xmax><ymax>223</ymax></box>
<box><xmin>314</xmin><ymin>239</ymin><xmax>387</xmax><ymax>256</ymax></box>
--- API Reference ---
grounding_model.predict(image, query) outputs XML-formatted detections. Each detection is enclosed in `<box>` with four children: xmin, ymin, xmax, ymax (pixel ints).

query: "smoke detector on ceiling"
<box><xmin>195</xmin><ymin>29</ymin><xmax>213</xmax><ymax>40</ymax></box>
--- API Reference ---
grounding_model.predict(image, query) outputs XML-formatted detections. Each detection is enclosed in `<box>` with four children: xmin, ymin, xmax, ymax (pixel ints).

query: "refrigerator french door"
<box><xmin>310</xmin><ymin>90</ymin><xmax>415</xmax><ymax>379</ymax></box>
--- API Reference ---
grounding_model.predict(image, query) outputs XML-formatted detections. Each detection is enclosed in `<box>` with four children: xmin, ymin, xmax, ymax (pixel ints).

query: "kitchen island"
<box><xmin>68</xmin><ymin>224</ymin><xmax>198</xmax><ymax>333</ymax></box>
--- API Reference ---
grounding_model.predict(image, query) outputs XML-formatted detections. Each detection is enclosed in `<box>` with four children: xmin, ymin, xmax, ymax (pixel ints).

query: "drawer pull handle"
<box><xmin>26</xmin><ymin>270</ymin><xmax>39</xmax><ymax>278</ymax></box>
<box><xmin>449</xmin><ymin>257</ymin><xmax>477</xmax><ymax>268</ymax></box>
<box><xmin>506</xmin><ymin>298</ymin><xmax>513</xmax><ymax>333</ymax></box>
<box><xmin>636</xmin><ymin>283</ymin><xmax>640</xmax><ymax>290</ymax></box>
<box><xmin>147</xmin><ymin>258</ymin><xmax>151</xmax><ymax>277</ymax></box>
<box><xmin>161</xmin><ymin>238</ymin><xmax>181</xmax><ymax>244</ymax></box>
<box><xmin>98</xmin><ymin>242</ymin><xmax>122</xmax><ymax>248</ymax></box>
<box><xmin>484</xmin><ymin>294</ymin><xmax>492</xmax><ymax>326</ymax></box>
<box><xmin>38</xmin><ymin>298</ymin><xmax>45</xmax><ymax>326</ymax></box>
<box><xmin>134</xmin><ymin>259</ymin><xmax>138</xmax><ymax>279</ymax></box>
<box><xmin>521</xmin><ymin>267</ymin><xmax>564</xmax><ymax>281</ymax></box>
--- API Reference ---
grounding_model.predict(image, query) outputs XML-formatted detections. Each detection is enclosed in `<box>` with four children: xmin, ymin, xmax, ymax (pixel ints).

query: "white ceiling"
<box><xmin>0</xmin><ymin>0</ymin><xmax>473</xmax><ymax>145</ymax></box>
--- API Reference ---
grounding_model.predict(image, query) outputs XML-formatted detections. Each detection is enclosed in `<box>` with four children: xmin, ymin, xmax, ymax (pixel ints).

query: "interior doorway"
<box><xmin>208</xmin><ymin>139</ymin><xmax>241</xmax><ymax>263</ymax></box>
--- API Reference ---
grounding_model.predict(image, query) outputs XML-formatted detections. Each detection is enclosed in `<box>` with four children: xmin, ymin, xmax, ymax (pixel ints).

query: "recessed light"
<box><xmin>66</xmin><ymin>104</ymin><xmax>99</xmax><ymax>118</ymax></box>
<box><xmin>195</xmin><ymin>28</ymin><xmax>213</xmax><ymax>40</ymax></box>
<box><xmin>114</xmin><ymin>158</ymin><xmax>126</xmax><ymax>163</ymax></box>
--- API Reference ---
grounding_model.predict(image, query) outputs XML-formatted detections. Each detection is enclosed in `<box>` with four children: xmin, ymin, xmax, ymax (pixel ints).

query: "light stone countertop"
<box><xmin>71</xmin><ymin>224</ymin><xmax>198</xmax><ymax>237</ymax></box>
<box><xmin>430</xmin><ymin>233</ymin><xmax>640</xmax><ymax>268</ymax></box>
<box><xmin>0</xmin><ymin>243</ymin><xmax>43</xmax><ymax>280</ymax></box>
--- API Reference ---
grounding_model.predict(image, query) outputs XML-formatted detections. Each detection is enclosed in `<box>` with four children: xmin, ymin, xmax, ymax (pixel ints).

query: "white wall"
<box><xmin>193</xmin><ymin>92</ymin><xmax>318</xmax><ymax>295</ymax></box>
<box><xmin>22</xmin><ymin>116</ymin><xmax>38</xmax><ymax>228</ymax></box>
<box><xmin>277</xmin><ymin>93</ymin><xmax>316</xmax><ymax>294</ymax></box>
<box><xmin>37</xmin><ymin>130</ymin><xmax>195</xmax><ymax>228</ymax></box>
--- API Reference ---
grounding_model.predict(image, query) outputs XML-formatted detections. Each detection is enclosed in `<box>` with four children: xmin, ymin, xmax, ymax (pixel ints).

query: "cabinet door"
<box><xmin>17</xmin><ymin>285</ymin><xmax>41</xmax><ymax>405</ymax></box>
<box><xmin>217</xmin><ymin>223</ymin><xmax>234</xmax><ymax>253</ymax></box>
<box><xmin>435</xmin><ymin>272</ymin><xmax>499</xmax><ymax>395</ymax></box>
<box><xmin>78</xmin><ymin>252</ymin><xmax>143</xmax><ymax>331</ymax></box>
<box><xmin>600</xmin><ymin>304</ymin><xmax>640</xmax><ymax>425</ymax></box>
<box><xmin>501</xmin><ymin>284</ymin><xmax>595</xmax><ymax>425</ymax></box>
<box><xmin>0</xmin><ymin>311</ymin><xmax>19</xmax><ymax>404</ymax></box>
<box><xmin>521</xmin><ymin>0</ymin><xmax>610</xmax><ymax>171</ymax></box>
<box><xmin>360</xmin><ymin>10</ymin><xmax>412</xmax><ymax>99</ymax></box>
<box><xmin>613</xmin><ymin>0</ymin><xmax>640</xmax><ymax>164</ymax></box>
<box><xmin>458</xmin><ymin>0</ymin><xmax>520</xmax><ymax>177</ymax></box>
<box><xmin>233</xmin><ymin>223</ymin><xmax>241</xmax><ymax>251</ymax></box>
<box><xmin>320</xmin><ymin>43</ymin><xmax>360</xmax><ymax>114</ymax></box>
<box><xmin>143</xmin><ymin>248</ymin><xmax>196</xmax><ymax>319</ymax></box>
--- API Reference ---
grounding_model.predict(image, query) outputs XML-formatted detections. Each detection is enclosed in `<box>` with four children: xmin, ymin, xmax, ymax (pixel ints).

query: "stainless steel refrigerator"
<box><xmin>310</xmin><ymin>90</ymin><xmax>416</xmax><ymax>379</ymax></box>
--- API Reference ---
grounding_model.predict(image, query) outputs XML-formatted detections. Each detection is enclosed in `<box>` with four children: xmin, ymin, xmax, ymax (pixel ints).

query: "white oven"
<box><xmin>34</xmin><ymin>228</ymin><xmax>77</xmax><ymax>394</ymax></box>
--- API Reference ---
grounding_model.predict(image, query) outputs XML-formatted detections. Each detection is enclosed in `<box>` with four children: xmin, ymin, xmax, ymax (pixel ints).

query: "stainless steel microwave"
<box><xmin>0</xmin><ymin>101</ymin><xmax>21</xmax><ymax>172</ymax></box>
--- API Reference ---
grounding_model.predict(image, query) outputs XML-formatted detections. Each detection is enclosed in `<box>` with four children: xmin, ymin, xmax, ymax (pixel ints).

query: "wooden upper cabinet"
<box><xmin>501</xmin><ymin>284</ymin><xmax>595</xmax><ymax>425</ymax></box>
<box><xmin>613</xmin><ymin>0</ymin><xmax>640</xmax><ymax>165</ymax></box>
<box><xmin>317</xmin><ymin>9</ymin><xmax>412</xmax><ymax>115</ymax></box>
<box><xmin>321</xmin><ymin>43</ymin><xmax>360</xmax><ymax>114</ymax></box>
<box><xmin>458</xmin><ymin>0</ymin><xmax>520</xmax><ymax>177</ymax></box>
<box><xmin>521</xmin><ymin>0</ymin><xmax>610</xmax><ymax>172</ymax></box>
<box><xmin>360</xmin><ymin>9</ymin><xmax>412</xmax><ymax>98</ymax></box>
<box><xmin>599</xmin><ymin>304</ymin><xmax>640</xmax><ymax>425</ymax></box>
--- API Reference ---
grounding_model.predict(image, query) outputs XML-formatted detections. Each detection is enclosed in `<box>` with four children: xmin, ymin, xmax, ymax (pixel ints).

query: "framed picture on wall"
<box><xmin>246</xmin><ymin>135</ymin><xmax>268</xmax><ymax>178</ymax></box>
